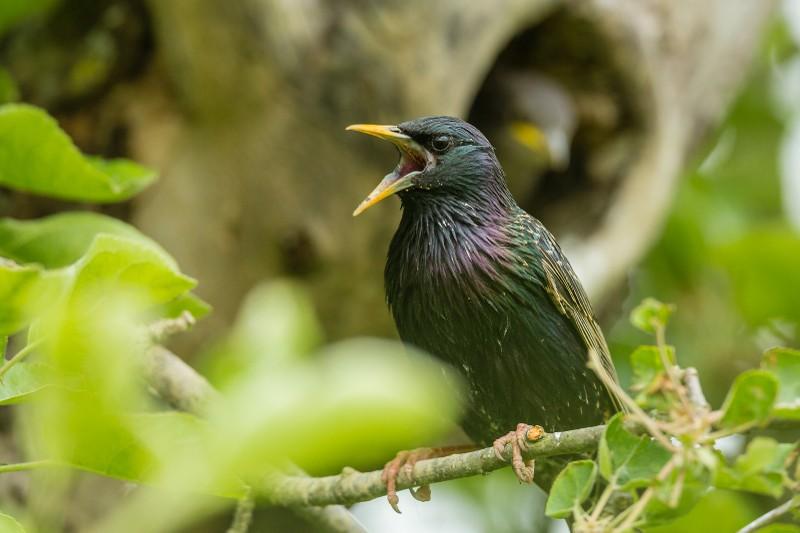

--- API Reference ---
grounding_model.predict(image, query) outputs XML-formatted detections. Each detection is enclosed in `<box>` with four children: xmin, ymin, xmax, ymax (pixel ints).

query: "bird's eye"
<box><xmin>430</xmin><ymin>135</ymin><xmax>453</xmax><ymax>153</ymax></box>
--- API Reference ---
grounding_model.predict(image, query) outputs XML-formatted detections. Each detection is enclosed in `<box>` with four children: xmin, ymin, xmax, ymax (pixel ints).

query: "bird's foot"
<box><xmin>492</xmin><ymin>423</ymin><xmax>545</xmax><ymax>484</ymax></box>
<box><xmin>381</xmin><ymin>445</ymin><xmax>475</xmax><ymax>513</ymax></box>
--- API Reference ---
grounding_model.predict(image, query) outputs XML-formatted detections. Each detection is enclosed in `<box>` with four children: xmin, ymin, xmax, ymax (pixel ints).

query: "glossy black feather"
<box><xmin>383</xmin><ymin>116</ymin><xmax>620</xmax><ymax>446</ymax></box>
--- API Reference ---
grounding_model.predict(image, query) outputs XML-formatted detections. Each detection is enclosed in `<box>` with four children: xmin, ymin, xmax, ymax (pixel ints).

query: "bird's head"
<box><xmin>348</xmin><ymin>116</ymin><xmax>508</xmax><ymax>216</ymax></box>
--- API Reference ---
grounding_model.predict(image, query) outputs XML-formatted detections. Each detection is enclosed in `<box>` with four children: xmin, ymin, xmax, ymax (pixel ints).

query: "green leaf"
<box><xmin>630</xmin><ymin>298</ymin><xmax>675</xmax><ymax>334</ymax></box>
<box><xmin>545</xmin><ymin>460</ymin><xmax>597</xmax><ymax>519</ymax></box>
<box><xmin>718</xmin><ymin>369</ymin><xmax>778</xmax><ymax>429</ymax></box>
<box><xmin>631</xmin><ymin>345</ymin><xmax>673</xmax><ymax>388</ymax></box>
<box><xmin>645</xmin><ymin>462</ymin><xmax>709</xmax><ymax>525</ymax></box>
<box><xmin>0</xmin><ymin>361</ymin><xmax>54</xmax><ymax>404</ymax></box>
<box><xmin>0</xmin><ymin>213</ymin><xmax>209</xmax><ymax>320</ymax></box>
<box><xmin>713</xmin><ymin>437</ymin><xmax>792</xmax><ymax>497</ymax></box>
<box><xmin>762</xmin><ymin>347</ymin><xmax>800</xmax><ymax>419</ymax></box>
<box><xmin>201</xmin><ymin>281</ymin><xmax>321</xmax><ymax>386</ymax></box>
<box><xmin>0</xmin><ymin>0</ymin><xmax>59</xmax><ymax>35</ymax></box>
<box><xmin>70</xmin><ymin>234</ymin><xmax>196</xmax><ymax>309</ymax></box>
<box><xmin>0</xmin><ymin>212</ymin><xmax>175</xmax><ymax>269</ymax></box>
<box><xmin>0</xmin><ymin>104</ymin><xmax>156</xmax><ymax>202</ymax></box>
<box><xmin>597</xmin><ymin>414</ymin><xmax>671</xmax><ymax>490</ymax></box>
<box><xmin>208</xmin><ymin>338</ymin><xmax>463</xmax><ymax>474</ymax></box>
<box><xmin>0</xmin><ymin>512</ymin><xmax>25</xmax><ymax>533</ymax></box>
<box><xmin>0</xmin><ymin>262</ymin><xmax>65</xmax><ymax>335</ymax></box>
<box><xmin>629</xmin><ymin>345</ymin><xmax>677</xmax><ymax>409</ymax></box>
<box><xmin>156</xmin><ymin>293</ymin><xmax>212</xmax><ymax>321</ymax></box>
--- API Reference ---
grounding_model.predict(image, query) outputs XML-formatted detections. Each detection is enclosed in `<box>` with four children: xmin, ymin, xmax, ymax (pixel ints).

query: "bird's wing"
<box><xmin>536</xmin><ymin>225</ymin><xmax>627</xmax><ymax>413</ymax></box>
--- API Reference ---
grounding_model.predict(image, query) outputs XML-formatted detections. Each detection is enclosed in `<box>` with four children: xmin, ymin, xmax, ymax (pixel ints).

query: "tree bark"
<box><xmin>126</xmin><ymin>0</ymin><xmax>775</xmax><ymax>347</ymax></box>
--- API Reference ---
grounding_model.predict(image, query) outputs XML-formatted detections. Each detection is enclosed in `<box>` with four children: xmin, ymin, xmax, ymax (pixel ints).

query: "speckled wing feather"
<box><xmin>532</xmin><ymin>215</ymin><xmax>626</xmax><ymax>414</ymax></box>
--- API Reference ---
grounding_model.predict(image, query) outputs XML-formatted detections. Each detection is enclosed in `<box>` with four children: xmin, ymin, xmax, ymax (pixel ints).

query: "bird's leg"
<box><xmin>492</xmin><ymin>423</ymin><xmax>544</xmax><ymax>484</ymax></box>
<box><xmin>381</xmin><ymin>444</ymin><xmax>477</xmax><ymax>513</ymax></box>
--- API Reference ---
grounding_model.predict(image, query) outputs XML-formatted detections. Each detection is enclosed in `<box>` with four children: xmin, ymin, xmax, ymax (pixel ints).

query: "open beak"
<box><xmin>347</xmin><ymin>124</ymin><xmax>431</xmax><ymax>216</ymax></box>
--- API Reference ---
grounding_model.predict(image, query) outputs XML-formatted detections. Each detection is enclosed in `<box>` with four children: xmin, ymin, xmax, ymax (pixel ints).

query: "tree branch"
<box><xmin>737</xmin><ymin>496</ymin><xmax>800</xmax><ymax>533</ymax></box>
<box><xmin>260</xmin><ymin>425</ymin><xmax>606</xmax><ymax>507</ymax></box>
<box><xmin>143</xmin><ymin>345</ymin><xmax>799</xmax><ymax>517</ymax></box>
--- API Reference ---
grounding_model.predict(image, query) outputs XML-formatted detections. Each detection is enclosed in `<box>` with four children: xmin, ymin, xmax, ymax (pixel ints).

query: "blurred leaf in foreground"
<box><xmin>0</xmin><ymin>362</ymin><xmax>55</xmax><ymax>405</ymax></box>
<box><xmin>201</xmin><ymin>281</ymin><xmax>322</xmax><ymax>387</ymax></box>
<box><xmin>92</xmin><ymin>282</ymin><xmax>463</xmax><ymax>533</ymax></box>
<box><xmin>0</xmin><ymin>212</ymin><xmax>176</xmax><ymax>269</ymax></box>
<box><xmin>0</xmin><ymin>262</ymin><xmax>65</xmax><ymax>335</ymax></box>
<box><xmin>0</xmin><ymin>104</ymin><xmax>155</xmax><ymax>202</ymax></box>
<box><xmin>0</xmin><ymin>512</ymin><xmax>26</xmax><ymax>533</ymax></box>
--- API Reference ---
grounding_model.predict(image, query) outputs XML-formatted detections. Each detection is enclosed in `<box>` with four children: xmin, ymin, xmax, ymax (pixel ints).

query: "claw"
<box><xmin>492</xmin><ymin>423</ymin><xmax>544</xmax><ymax>484</ymax></box>
<box><xmin>381</xmin><ymin>445</ymin><xmax>476</xmax><ymax>512</ymax></box>
<box><xmin>410</xmin><ymin>484</ymin><xmax>431</xmax><ymax>502</ymax></box>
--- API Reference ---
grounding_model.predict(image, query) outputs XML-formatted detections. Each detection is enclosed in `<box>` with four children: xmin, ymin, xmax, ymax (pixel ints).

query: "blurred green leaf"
<box><xmin>208</xmin><ymin>337</ymin><xmax>462</xmax><ymax>475</ymax></box>
<box><xmin>0</xmin><ymin>68</ymin><xmax>19</xmax><ymax>104</ymax></box>
<box><xmin>713</xmin><ymin>437</ymin><xmax>792</xmax><ymax>497</ymax></box>
<box><xmin>0</xmin><ymin>262</ymin><xmax>65</xmax><ymax>335</ymax></box>
<box><xmin>0</xmin><ymin>104</ymin><xmax>156</xmax><ymax>202</ymax></box>
<box><xmin>0</xmin><ymin>213</ymin><xmax>209</xmax><ymax>320</ymax></box>
<box><xmin>597</xmin><ymin>414</ymin><xmax>671</xmax><ymax>490</ymax></box>
<box><xmin>202</xmin><ymin>281</ymin><xmax>321</xmax><ymax>387</ymax></box>
<box><xmin>156</xmin><ymin>293</ymin><xmax>212</xmax><ymax>321</ymax></box>
<box><xmin>0</xmin><ymin>212</ymin><xmax>175</xmax><ymax>269</ymax></box>
<box><xmin>0</xmin><ymin>0</ymin><xmax>59</xmax><ymax>35</ymax></box>
<box><xmin>718</xmin><ymin>370</ymin><xmax>778</xmax><ymax>429</ymax></box>
<box><xmin>70</xmin><ymin>234</ymin><xmax>195</xmax><ymax>310</ymax></box>
<box><xmin>0</xmin><ymin>512</ymin><xmax>25</xmax><ymax>533</ymax></box>
<box><xmin>630</xmin><ymin>299</ymin><xmax>675</xmax><ymax>334</ymax></box>
<box><xmin>0</xmin><ymin>361</ymin><xmax>54</xmax><ymax>404</ymax></box>
<box><xmin>544</xmin><ymin>460</ymin><xmax>597</xmax><ymax>519</ymax></box>
<box><xmin>761</xmin><ymin>347</ymin><xmax>800</xmax><ymax>419</ymax></box>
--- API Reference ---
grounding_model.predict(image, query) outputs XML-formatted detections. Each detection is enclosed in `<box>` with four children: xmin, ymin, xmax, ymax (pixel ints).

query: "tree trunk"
<box><xmin>120</xmin><ymin>0</ymin><xmax>774</xmax><ymax>346</ymax></box>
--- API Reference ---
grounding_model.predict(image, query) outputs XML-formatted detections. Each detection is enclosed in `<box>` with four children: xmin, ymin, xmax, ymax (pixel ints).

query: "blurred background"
<box><xmin>1</xmin><ymin>0</ymin><xmax>799</xmax><ymax>531</ymax></box>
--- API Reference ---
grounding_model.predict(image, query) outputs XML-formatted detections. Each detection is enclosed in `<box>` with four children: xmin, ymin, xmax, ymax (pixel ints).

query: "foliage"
<box><xmin>547</xmin><ymin>299</ymin><xmax>800</xmax><ymax>532</ymax></box>
<box><xmin>0</xmin><ymin>101</ymin><xmax>462</xmax><ymax>532</ymax></box>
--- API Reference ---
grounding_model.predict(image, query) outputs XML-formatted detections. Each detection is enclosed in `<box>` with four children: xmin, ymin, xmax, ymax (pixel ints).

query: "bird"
<box><xmin>347</xmin><ymin>116</ymin><xmax>622</xmax><ymax>511</ymax></box>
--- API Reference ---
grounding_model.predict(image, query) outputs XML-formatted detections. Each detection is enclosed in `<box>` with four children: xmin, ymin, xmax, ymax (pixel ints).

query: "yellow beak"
<box><xmin>347</xmin><ymin>124</ymin><xmax>428</xmax><ymax>216</ymax></box>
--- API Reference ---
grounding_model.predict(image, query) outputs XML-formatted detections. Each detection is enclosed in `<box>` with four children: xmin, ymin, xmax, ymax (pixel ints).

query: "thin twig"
<box><xmin>613</xmin><ymin>457</ymin><xmax>678</xmax><ymax>531</ymax></box>
<box><xmin>588</xmin><ymin>349</ymin><xmax>676</xmax><ymax>452</ymax></box>
<box><xmin>227</xmin><ymin>486</ymin><xmax>254</xmax><ymax>533</ymax></box>
<box><xmin>737</xmin><ymin>496</ymin><xmax>800</xmax><ymax>533</ymax></box>
<box><xmin>148</xmin><ymin>311</ymin><xmax>196</xmax><ymax>343</ymax></box>
<box><xmin>655</xmin><ymin>325</ymin><xmax>693</xmax><ymax>415</ymax></box>
<box><xmin>683</xmin><ymin>367</ymin><xmax>710</xmax><ymax>411</ymax></box>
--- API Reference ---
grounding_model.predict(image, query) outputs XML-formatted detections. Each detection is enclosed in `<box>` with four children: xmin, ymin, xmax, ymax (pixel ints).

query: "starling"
<box><xmin>348</xmin><ymin>116</ymin><xmax>622</xmax><ymax>510</ymax></box>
